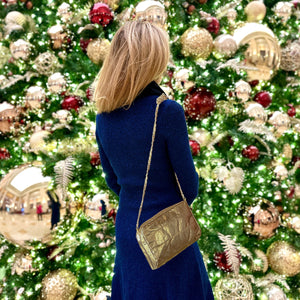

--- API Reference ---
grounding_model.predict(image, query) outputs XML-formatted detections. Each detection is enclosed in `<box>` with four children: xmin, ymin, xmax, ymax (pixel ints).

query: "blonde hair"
<box><xmin>94</xmin><ymin>21</ymin><xmax>170</xmax><ymax>113</ymax></box>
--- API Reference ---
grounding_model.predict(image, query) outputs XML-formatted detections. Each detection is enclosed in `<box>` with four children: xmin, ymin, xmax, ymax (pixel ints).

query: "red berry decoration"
<box><xmin>242</xmin><ymin>145</ymin><xmax>260</xmax><ymax>161</ymax></box>
<box><xmin>184</xmin><ymin>87</ymin><xmax>216</xmax><ymax>120</ymax></box>
<box><xmin>0</xmin><ymin>148</ymin><xmax>11</xmax><ymax>160</ymax></box>
<box><xmin>214</xmin><ymin>251</ymin><xmax>241</xmax><ymax>272</ymax></box>
<box><xmin>61</xmin><ymin>95</ymin><xmax>84</xmax><ymax>112</ymax></box>
<box><xmin>287</xmin><ymin>104</ymin><xmax>296</xmax><ymax>117</ymax></box>
<box><xmin>79</xmin><ymin>38</ymin><xmax>93</xmax><ymax>53</ymax></box>
<box><xmin>89</xmin><ymin>3</ymin><xmax>114</xmax><ymax>27</ymax></box>
<box><xmin>90</xmin><ymin>152</ymin><xmax>101</xmax><ymax>167</ymax></box>
<box><xmin>254</xmin><ymin>91</ymin><xmax>272</xmax><ymax>108</ymax></box>
<box><xmin>189</xmin><ymin>140</ymin><xmax>201</xmax><ymax>156</ymax></box>
<box><xmin>207</xmin><ymin>17</ymin><xmax>220</xmax><ymax>35</ymax></box>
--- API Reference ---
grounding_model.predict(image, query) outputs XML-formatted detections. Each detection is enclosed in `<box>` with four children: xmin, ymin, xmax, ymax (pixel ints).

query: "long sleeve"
<box><xmin>96</xmin><ymin>127</ymin><xmax>121</xmax><ymax>196</ymax></box>
<box><xmin>161</xmin><ymin>100</ymin><xmax>199</xmax><ymax>205</ymax></box>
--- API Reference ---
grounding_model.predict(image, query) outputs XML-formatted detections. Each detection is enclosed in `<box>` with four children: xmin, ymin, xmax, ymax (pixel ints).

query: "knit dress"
<box><xmin>96</xmin><ymin>81</ymin><xmax>214</xmax><ymax>300</ymax></box>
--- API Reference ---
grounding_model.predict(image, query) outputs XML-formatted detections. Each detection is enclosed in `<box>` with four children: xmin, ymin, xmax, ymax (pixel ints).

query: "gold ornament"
<box><xmin>30</xmin><ymin>130</ymin><xmax>50</xmax><ymax>153</ymax></box>
<box><xmin>0</xmin><ymin>102</ymin><xmax>22</xmax><ymax>134</ymax></box>
<box><xmin>47</xmin><ymin>72</ymin><xmax>67</xmax><ymax>94</ymax></box>
<box><xmin>214</xmin><ymin>274</ymin><xmax>254</xmax><ymax>300</ymax></box>
<box><xmin>243</xmin><ymin>198</ymin><xmax>280</xmax><ymax>239</ymax></box>
<box><xmin>213</xmin><ymin>34</ymin><xmax>237</xmax><ymax>58</ymax></box>
<box><xmin>5</xmin><ymin>11</ymin><xmax>27</xmax><ymax>26</ymax></box>
<box><xmin>274</xmin><ymin>2</ymin><xmax>293</xmax><ymax>22</ymax></box>
<box><xmin>52</xmin><ymin>109</ymin><xmax>72</xmax><ymax>124</ymax></box>
<box><xmin>235</xmin><ymin>80</ymin><xmax>251</xmax><ymax>102</ymax></box>
<box><xmin>47</xmin><ymin>25</ymin><xmax>67</xmax><ymax>50</ymax></box>
<box><xmin>227</xmin><ymin>8</ymin><xmax>237</xmax><ymax>22</ymax></box>
<box><xmin>216</xmin><ymin>100</ymin><xmax>235</xmax><ymax>114</ymax></box>
<box><xmin>181</xmin><ymin>27</ymin><xmax>213</xmax><ymax>60</ymax></box>
<box><xmin>87</xmin><ymin>39</ymin><xmax>110</xmax><ymax>64</ymax></box>
<box><xmin>269</xmin><ymin>111</ymin><xmax>290</xmax><ymax>136</ymax></box>
<box><xmin>233</xmin><ymin>23</ymin><xmax>281</xmax><ymax>81</ymax></box>
<box><xmin>245</xmin><ymin>1</ymin><xmax>266</xmax><ymax>22</ymax></box>
<box><xmin>267</xmin><ymin>241</ymin><xmax>300</xmax><ymax>276</ymax></box>
<box><xmin>10</xmin><ymin>39</ymin><xmax>32</xmax><ymax>60</ymax></box>
<box><xmin>41</xmin><ymin>269</ymin><xmax>78</xmax><ymax>300</ymax></box>
<box><xmin>34</xmin><ymin>52</ymin><xmax>61</xmax><ymax>76</ymax></box>
<box><xmin>135</xmin><ymin>0</ymin><xmax>167</xmax><ymax>28</ymax></box>
<box><xmin>280</xmin><ymin>42</ymin><xmax>300</xmax><ymax>71</ymax></box>
<box><xmin>245</xmin><ymin>103</ymin><xmax>267</xmax><ymax>125</ymax></box>
<box><xmin>0</xmin><ymin>45</ymin><xmax>11</xmax><ymax>68</ymax></box>
<box><xmin>25</xmin><ymin>86</ymin><xmax>46</xmax><ymax>109</ymax></box>
<box><xmin>57</xmin><ymin>3</ymin><xmax>73</xmax><ymax>22</ymax></box>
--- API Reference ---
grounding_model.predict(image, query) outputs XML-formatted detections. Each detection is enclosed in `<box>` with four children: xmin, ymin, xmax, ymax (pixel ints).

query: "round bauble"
<box><xmin>262</xmin><ymin>284</ymin><xmax>287</xmax><ymax>300</ymax></box>
<box><xmin>233</xmin><ymin>23</ymin><xmax>281</xmax><ymax>81</ymax></box>
<box><xmin>184</xmin><ymin>88</ymin><xmax>216</xmax><ymax>120</ymax></box>
<box><xmin>287</xmin><ymin>104</ymin><xmax>296</xmax><ymax>117</ymax></box>
<box><xmin>0</xmin><ymin>148</ymin><xmax>11</xmax><ymax>160</ymax></box>
<box><xmin>242</xmin><ymin>145</ymin><xmax>260</xmax><ymax>161</ymax></box>
<box><xmin>61</xmin><ymin>95</ymin><xmax>84</xmax><ymax>112</ymax></box>
<box><xmin>267</xmin><ymin>241</ymin><xmax>300</xmax><ymax>276</ymax></box>
<box><xmin>280</xmin><ymin>42</ymin><xmax>300</xmax><ymax>71</ymax></box>
<box><xmin>9</xmin><ymin>39</ymin><xmax>31</xmax><ymax>60</ymax></box>
<box><xmin>189</xmin><ymin>140</ymin><xmax>200</xmax><ymax>156</ymax></box>
<box><xmin>245</xmin><ymin>1</ymin><xmax>266</xmax><ymax>22</ymax></box>
<box><xmin>47</xmin><ymin>25</ymin><xmax>67</xmax><ymax>50</ymax></box>
<box><xmin>269</xmin><ymin>111</ymin><xmax>290</xmax><ymax>135</ymax></box>
<box><xmin>87</xmin><ymin>39</ymin><xmax>110</xmax><ymax>64</ymax></box>
<box><xmin>34</xmin><ymin>52</ymin><xmax>60</xmax><ymax>76</ymax></box>
<box><xmin>25</xmin><ymin>86</ymin><xmax>46</xmax><ymax>109</ymax></box>
<box><xmin>245</xmin><ymin>103</ymin><xmax>267</xmax><ymax>125</ymax></box>
<box><xmin>89</xmin><ymin>3</ymin><xmax>114</xmax><ymax>27</ymax></box>
<box><xmin>214</xmin><ymin>275</ymin><xmax>253</xmax><ymax>300</ymax></box>
<box><xmin>41</xmin><ymin>269</ymin><xmax>77</xmax><ymax>300</ymax></box>
<box><xmin>26</xmin><ymin>1</ymin><xmax>33</xmax><ymax>10</ymax></box>
<box><xmin>52</xmin><ymin>109</ymin><xmax>72</xmax><ymax>124</ymax></box>
<box><xmin>0</xmin><ymin>102</ymin><xmax>22</xmax><ymax>134</ymax></box>
<box><xmin>181</xmin><ymin>27</ymin><xmax>213</xmax><ymax>60</ymax></box>
<box><xmin>206</xmin><ymin>17</ymin><xmax>220</xmax><ymax>35</ymax></box>
<box><xmin>235</xmin><ymin>80</ymin><xmax>251</xmax><ymax>102</ymax></box>
<box><xmin>213</xmin><ymin>34</ymin><xmax>237</xmax><ymax>58</ymax></box>
<box><xmin>57</xmin><ymin>3</ymin><xmax>73</xmax><ymax>22</ymax></box>
<box><xmin>90</xmin><ymin>151</ymin><xmax>101</xmax><ymax>166</ymax></box>
<box><xmin>135</xmin><ymin>0</ymin><xmax>167</xmax><ymax>28</ymax></box>
<box><xmin>274</xmin><ymin>2</ymin><xmax>293</xmax><ymax>22</ymax></box>
<box><xmin>47</xmin><ymin>72</ymin><xmax>66</xmax><ymax>94</ymax></box>
<box><xmin>254</xmin><ymin>91</ymin><xmax>272</xmax><ymax>108</ymax></box>
<box><xmin>243</xmin><ymin>198</ymin><xmax>280</xmax><ymax>239</ymax></box>
<box><xmin>30</xmin><ymin>130</ymin><xmax>50</xmax><ymax>153</ymax></box>
<box><xmin>286</xmin><ymin>214</ymin><xmax>300</xmax><ymax>234</ymax></box>
<box><xmin>5</xmin><ymin>11</ymin><xmax>26</xmax><ymax>26</ymax></box>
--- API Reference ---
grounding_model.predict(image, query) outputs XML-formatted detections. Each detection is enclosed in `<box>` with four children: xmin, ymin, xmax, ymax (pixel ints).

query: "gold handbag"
<box><xmin>136</xmin><ymin>94</ymin><xmax>201</xmax><ymax>270</ymax></box>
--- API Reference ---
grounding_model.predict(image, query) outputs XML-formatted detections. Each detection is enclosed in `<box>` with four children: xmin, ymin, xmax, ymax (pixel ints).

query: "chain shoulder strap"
<box><xmin>136</xmin><ymin>94</ymin><xmax>188</xmax><ymax>231</ymax></box>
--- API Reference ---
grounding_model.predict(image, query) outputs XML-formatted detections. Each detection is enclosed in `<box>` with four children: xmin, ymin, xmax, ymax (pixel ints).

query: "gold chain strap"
<box><xmin>136</xmin><ymin>94</ymin><xmax>188</xmax><ymax>231</ymax></box>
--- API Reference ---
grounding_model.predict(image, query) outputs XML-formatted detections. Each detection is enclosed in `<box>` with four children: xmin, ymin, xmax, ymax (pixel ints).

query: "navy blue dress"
<box><xmin>96</xmin><ymin>82</ymin><xmax>214</xmax><ymax>300</ymax></box>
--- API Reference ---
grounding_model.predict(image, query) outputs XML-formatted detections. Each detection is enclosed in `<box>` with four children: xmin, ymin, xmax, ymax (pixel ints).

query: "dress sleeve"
<box><xmin>96</xmin><ymin>127</ymin><xmax>121</xmax><ymax>196</ymax></box>
<box><xmin>161</xmin><ymin>100</ymin><xmax>199</xmax><ymax>205</ymax></box>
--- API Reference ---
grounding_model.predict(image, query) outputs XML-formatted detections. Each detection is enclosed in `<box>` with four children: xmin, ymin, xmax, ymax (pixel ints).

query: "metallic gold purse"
<box><xmin>136</xmin><ymin>94</ymin><xmax>201</xmax><ymax>270</ymax></box>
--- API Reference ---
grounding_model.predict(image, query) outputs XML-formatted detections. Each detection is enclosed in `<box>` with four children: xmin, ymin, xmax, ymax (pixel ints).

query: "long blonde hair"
<box><xmin>94</xmin><ymin>21</ymin><xmax>170</xmax><ymax>113</ymax></box>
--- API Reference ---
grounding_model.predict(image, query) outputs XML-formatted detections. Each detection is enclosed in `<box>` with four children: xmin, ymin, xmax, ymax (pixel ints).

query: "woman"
<box><xmin>94</xmin><ymin>21</ymin><xmax>214</xmax><ymax>300</ymax></box>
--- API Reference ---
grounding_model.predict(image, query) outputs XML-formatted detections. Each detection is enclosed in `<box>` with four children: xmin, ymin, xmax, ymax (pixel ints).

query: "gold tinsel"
<box><xmin>41</xmin><ymin>269</ymin><xmax>78</xmax><ymax>300</ymax></box>
<box><xmin>181</xmin><ymin>27</ymin><xmax>213</xmax><ymax>60</ymax></box>
<box><xmin>267</xmin><ymin>241</ymin><xmax>300</xmax><ymax>276</ymax></box>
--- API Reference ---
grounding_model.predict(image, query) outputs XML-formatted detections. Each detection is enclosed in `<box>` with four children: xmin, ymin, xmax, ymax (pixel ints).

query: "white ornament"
<box><xmin>245</xmin><ymin>103</ymin><xmax>267</xmax><ymax>124</ymax></box>
<box><xmin>95</xmin><ymin>291</ymin><xmax>111</xmax><ymax>300</ymax></box>
<box><xmin>214</xmin><ymin>34</ymin><xmax>237</xmax><ymax>58</ymax></box>
<box><xmin>47</xmin><ymin>72</ymin><xmax>67</xmax><ymax>94</ymax></box>
<box><xmin>52</xmin><ymin>109</ymin><xmax>72</xmax><ymax>124</ymax></box>
<box><xmin>57</xmin><ymin>3</ymin><xmax>73</xmax><ymax>22</ymax></box>
<box><xmin>214</xmin><ymin>166</ymin><xmax>230</xmax><ymax>181</ymax></box>
<box><xmin>274</xmin><ymin>2</ymin><xmax>293</xmax><ymax>22</ymax></box>
<box><xmin>269</xmin><ymin>111</ymin><xmax>290</xmax><ymax>135</ymax></box>
<box><xmin>29</xmin><ymin>130</ymin><xmax>50</xmax><ymax>153</ymax></box>
<box><xmin>274</xmin><ymin>164</ymin><xmax>288</xmax><ymax>180</ymax></box>
<box><xmin>25</xmin><ymin>86</ymin><xmax>46</xmax><ymax>109</ymax></box>
<box><xmin>223</xmin><ymin>167</ymin><xmax>244</xmax><ymax>194</ymax></box>
<box><xmin>235</xmin><ymin>80</ymin><xmax>251</xmax><ymax>102</ymax></box>
<box><xmin>173</xmin><ymin>68</ymin><xmax>194</xmax><ymax>91</ymax></box>
<box><xmin>9</xmin><ymin>39</ymin><xmax>31</xmax><ymax>60</ymax></box>
<box><xmin>191</xmin><ymin>129</ymin><xmax>211</xmax><ymax>147</ymax></box>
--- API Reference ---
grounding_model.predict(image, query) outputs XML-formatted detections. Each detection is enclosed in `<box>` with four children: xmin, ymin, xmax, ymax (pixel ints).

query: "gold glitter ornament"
<box><xmin>181</xmin><ymin>27</ymin><xmax>213</xmax><ymax>60</ymax></box>
<box><xmin>87</xmin><ymin>39</ymin><xmax>110</xmax><ymax>64</ymax></box>
<box><xmin>233</xmin><ymin>23</ymin><xmax>281</xmax><ymax>81</ymax></box>
<box><xmin>34</xmin><ymin>52</ymin><xmax>61</xmax><ymax>76</ymax></box>
<box><xmin>280</xmin><ymin>41</ymin><xmax>300</xmax><ymax>71</ymax></box>
<box><xmin>245</xmin><ymin>1</ymin><xmax>266</xmax><ymax>22</ymax></box>
<box><xmin>267</xmin><ymin>241</ymin><xmax>300</xmax><ymax>276</ymax></box>
<box><xmin>243</xmin><ymin>198</ymin><xmax>280</xmax><ymax>239</ymax></box>
<box><xmin>41</xmin><ymin>269</ymin><xmax>78</xmax><ymax>300</ymax></box>
<box><xmin>214</xmin><ymin>274</ymin><xmax>254</xmax><ymax>300</ymax></box>
<box><xmin>213</xmin><ymin>34</ymin><xmax>237</xmax><ymax>58</ymax></box>
<box><xmin>9</xmin><ymin>39</ymin><xmax>32</xmax><ymax>60</ymax></box>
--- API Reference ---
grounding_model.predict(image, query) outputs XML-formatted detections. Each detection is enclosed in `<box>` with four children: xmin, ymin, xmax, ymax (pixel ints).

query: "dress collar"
<box><xmin>137</xmin><ymin>81</ymin><xmax>166</xmax><ymax>99</ymax></box>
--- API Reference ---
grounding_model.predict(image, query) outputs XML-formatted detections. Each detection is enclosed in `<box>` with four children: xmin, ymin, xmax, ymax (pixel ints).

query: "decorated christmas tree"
<box><xmin>0</xmin><ymin>0</ymin><xmax>300</xmax><ymax>299</ymax></box>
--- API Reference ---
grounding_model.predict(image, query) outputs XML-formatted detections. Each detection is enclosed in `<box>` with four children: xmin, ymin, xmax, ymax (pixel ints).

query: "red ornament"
<box><xmin>242</xmin><ymin>145</ymin><xmax>260</xmax><ymax>161</ymax></box>
<box><xmin>108</xmin><ymin>208</ymin><xmax>117</xmax><ymax>223</ymax></box>
<box><xmin>198</xmin><ymin>0</ymin><xmax>207</xmax><ymax>3</ymax></box>
<box><xmin>207</xmin><ymin>17</ymin><xmax>220</xmax><ymax>35</ymax></box>
<box><xmin>61</xmin><ymin>95</ymin><xmax>84</xmax><ymax>112</ymax></box>
<box><xmin>80</xmin><ymin>38</ymin><xmax>93</xmax><ymax>53</ymax></box>
<box><xmin>25</xmin><ymin>1</ymin><xmax>33</xmax><ymax>9</ymax></box>
<box><xmin>214</xmin><ymin>251</ymin><xmax>241</xmax><ymax>272</ymax></box>
<box><xmin>187</xmin><ymin>5</ymin><xmax>196</xmax><ymax>14</ymax></box>
<box><xmin>90</xmin><ymin>152</ymin><xmax>101</xmax><ymax>166</ymax></box>
<box><xmin>89</xmin><ymin>3</ymin><xmax>114</xmax><ymax>27</ymax></box>
<box><xmin>0</xmin><ymin>148</ymin><xmax>11</xmax><ymax>160</ymax></box>
<box><xmin>291</xmin><ymin>0</ymin><xmax>300</xmax><ymax>8</ymax></box>
<box><xmin>189</xmin><ymin>140</ymin><xmax>201</xmax><ymax>156</ymax></box>
<box><xmin>249</xmin><ymin>80</ymin><xmax>259</xmax><ymax>87</ymax></box>
<box><xmin>184</xmin><ymin>87</ymin><xmax>216</xmax><ymax>120</ymax></box>
<box><xmin>287</xmin><ymin>104</ymin><xmax>296</xmax><ymax>117</ymax></box>
<box><xmin>86</xmin><ymin>87</ymin><xmax>93</xmax><ymax>100</ymax></box>
<box><xmin>254</xmin><ymin>91</ymin><xmax>272</xmax><ymax>108</ymax></box>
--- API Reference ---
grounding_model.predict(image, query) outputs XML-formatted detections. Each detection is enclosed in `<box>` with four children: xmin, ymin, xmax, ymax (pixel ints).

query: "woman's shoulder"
<box><xmin>159</xmin><ymin>98</ymin><xmax>184</xmax><ymax>117</ymax></box>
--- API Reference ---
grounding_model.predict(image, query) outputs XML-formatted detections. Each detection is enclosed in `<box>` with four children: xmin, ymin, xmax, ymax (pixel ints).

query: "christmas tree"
<box><xmin>0</xmin><ymin>0</ymin><xmax>300</xmax><ymax>299</ymax></box>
